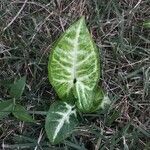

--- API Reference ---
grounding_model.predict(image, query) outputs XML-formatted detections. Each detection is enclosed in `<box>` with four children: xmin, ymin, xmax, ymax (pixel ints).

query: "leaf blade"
<box><xmin>76</xmin><ymin>87</ymin><xmax>111</xmax><ymax>113</ymax></box>
<box><xmin>45</xmin><ymin>101</ymin><xmax>78</xmax><ymax>144</ymax></box>
<box><xmin>48</xmin><ymin>17</ymin><xmax>100</xmax><ymax>100</ymax></box>
<box><xmin>9</xmin><ymin>76</ymin><xmax>26</xmax><ymax>99</ymax></box>
<box><xmin>13</xmin><ymin>104</ymin><xmax>35</xmax><ymax>123</ymax></box>
<box><xmin>0</xmin><ymin>100</ymin><xmax>14</xmax><ymax>120</ymax></box>
<box><xmin>143</xmin><ymin>20</ymin><xmax>150</xmax><ymax>28</ymax></box>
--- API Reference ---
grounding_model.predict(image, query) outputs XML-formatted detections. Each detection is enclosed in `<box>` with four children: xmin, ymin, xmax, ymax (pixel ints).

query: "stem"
<box><xmin>28</xmin><ymin>111</ymin><xmax>47</xmax><ymax>115</ymax></box>
<box><xmin>12</xmin><ymin>98</ymin><xmax>16</xmax><ymax>111</ymax></box>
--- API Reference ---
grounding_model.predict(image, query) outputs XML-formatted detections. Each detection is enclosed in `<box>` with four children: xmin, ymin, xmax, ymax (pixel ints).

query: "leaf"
<box><xmin>143</xmin><ymin>20</ymin><xmax>150</xmax><ymax>28</ymax></box>
<box><xmin>75</xmin><ymin>86</ymin><xmax>111</xmax><ymax>113</ymax></box>
<box><xmin>0</xmin><ymin>100</ymin><xmax>14</xmax><ymax>119</ymax></box>
<box><xmin>45</xmin><ymin>101</ymin><xmax>78</xmax><ymax>144</ymax></box>
<box><xmin>13</xmin><ymin>104</ymin><xmax>35</xmax><ymax>123</ymax></box>
<box><xmin>9</xmin><ymin>76</ymin><xmax>26</xmax><ymax>99</ymax></box>
<box><xmin>75</xmin><ymin>88</ymin><xmax>100</xmax><ymax>113</ymax></box>
<box><xmin>99</xmin><ymin>94</ymin><xmax>111</xmax><ymax>109</ymax></box>
<box><xmin>48</xmin><ymin>17</ymin><xmax>100</xmax><ymax>101</ymax></box>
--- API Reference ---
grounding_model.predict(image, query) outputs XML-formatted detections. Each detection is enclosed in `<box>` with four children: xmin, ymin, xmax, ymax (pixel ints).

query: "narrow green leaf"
<box><xmin>106</xmin><ymin>110</ymin><xmax>120</xmax><ymax>126</ymax></box>
<box><xmin>45</xmin><ymin>101</ymin><xmax>78</xmax><ymax>144</ymax></box>
<box><xmin>13</xmin><ymin>104</ymin><xmax>35</xmax><ymax>123</ymax></box>
<box><xmin>143</xmin><ymin>20</ymin><xmax>150</xmax><ymax>28</ymax></box>
<box><xmin>0</xmin><ymin>100</ymin><xmax>14</xmax><ymax>119</ymax></box>
<box><xmin>9</xmin><ymin>76</ymin><xmax>26</xmax><ymax>99</ymax></box>
<box><xmin>48</xmin><ymin>17</ymin><xmax>100</xmax><ymax>101</ymax></box>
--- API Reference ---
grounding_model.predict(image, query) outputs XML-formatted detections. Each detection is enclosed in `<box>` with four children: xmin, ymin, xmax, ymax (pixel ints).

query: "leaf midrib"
<box><xmin>72</xmin><ymin>19</ymin><xmax>82</xmax><ymax>82</ymax></box>
<box><xmin>53</xmin><ymin>103</ymin><xmax>75</xmax><ymax>141</ymax></box>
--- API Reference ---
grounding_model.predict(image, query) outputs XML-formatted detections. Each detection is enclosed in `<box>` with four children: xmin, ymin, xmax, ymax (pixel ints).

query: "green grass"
<box><xmin>0</xmin><ymin>0</ymin><xmax>150</xmax><ymax>149</ymax></box>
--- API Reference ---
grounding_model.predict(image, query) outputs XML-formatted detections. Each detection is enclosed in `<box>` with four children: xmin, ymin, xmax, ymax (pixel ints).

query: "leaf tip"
<box><xmin>79</xmin><ymin>16</ymin><xmax>85</xmax><ymax>23</ymax></box>
<box><xmin>100</xmin><ymin>95</ymin><xmax>111</xmax><ymax>109</ymax></box>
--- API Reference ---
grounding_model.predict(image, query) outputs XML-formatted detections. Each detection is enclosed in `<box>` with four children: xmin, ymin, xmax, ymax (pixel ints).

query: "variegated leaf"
<box><xmin>76</xmin><ymin>87</ymin><xmax>111</xmax><ymax>113</ymax></box>
<box><xmin>76</xmin><ymin>87</ymin><xmax>103</xmax><ymax>113</ymax></box>
<box><xmin>48</xmin><ymin>17</ymin><xmax>100</xmax><ymax>101</ymax></box>
<box><xmin>45</xmin><ymin>102</ymin><xmax>78</xmax><ymax>144</ymax></box>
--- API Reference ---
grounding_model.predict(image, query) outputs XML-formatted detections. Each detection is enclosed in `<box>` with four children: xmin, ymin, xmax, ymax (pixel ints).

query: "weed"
<box><xmin>0</xmin><ymin>0</ymin><xmax>149</xmax><ymax>149</ymax></box>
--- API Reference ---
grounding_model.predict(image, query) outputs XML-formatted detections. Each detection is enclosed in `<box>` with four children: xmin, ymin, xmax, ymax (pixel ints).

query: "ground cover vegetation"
<box><xmin>0</xmin><ymin>0</ymin><xmax>150</xmax><ymax>149</ymax></box>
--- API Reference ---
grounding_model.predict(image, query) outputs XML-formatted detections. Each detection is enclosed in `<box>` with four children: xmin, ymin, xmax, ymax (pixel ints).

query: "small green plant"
<box><xmin>46</xmin><ymin>17</ymin><xmax>110</xmax><ymax>144</ymax></box>
<box><xmin>0</xmin><ymin>17</ymin><xmax>110</xmax><ymax>145</ymax></box>
<box><xmin>0</xmin><ymin>76</ymin><xmax>35</xmax><ymax>123</ymax></box>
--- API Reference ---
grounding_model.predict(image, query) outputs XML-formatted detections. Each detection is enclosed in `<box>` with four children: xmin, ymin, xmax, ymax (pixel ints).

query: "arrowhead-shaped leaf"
<box><xmin>48</xmin><ymin>17</ymin><xmax>100</xmax><ymax>101</ymax></box>
<box><xmin>0</xmin><ymin>100</ymin><xmax>14</xmax><ymax>119</ymax></box>
<box><xmin>9</xmin><ymin>76</ymin><xmax>26</xmax><ymax>99</ymax></box>
<box><xmin>13</xmin><ymin>104</ymin><xmax>35</xmax><ymax>123</ymax></box>
<box><xmin>45</xmin><ymin>102</ymin><xmax>78</xmax><ymax>144</ymax></box>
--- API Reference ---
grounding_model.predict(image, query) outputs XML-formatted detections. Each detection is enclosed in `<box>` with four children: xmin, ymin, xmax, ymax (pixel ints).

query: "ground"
<box><xmin>0</xmin><ymin>0</ymin><xmax>150</xmax><ymax>150</ymax></box>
